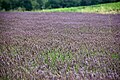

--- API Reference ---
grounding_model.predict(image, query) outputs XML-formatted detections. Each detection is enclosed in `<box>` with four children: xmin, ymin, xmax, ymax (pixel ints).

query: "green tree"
<box><xmin>37</xmin><ymin>0</ymin><xmax>44</xmax><ymax>9</ymax></box>
<box><xmin>60</xmin><ymin>0</ymin><xmax>80</xmax><ymax>7</ymax></box>
<box><xmin>31</xmin><ymin>0</ymin><xmax>44</xmax><ymax>10</ymax></box>
<box><xmin>0</xmin><ymin>0</ymin><xmax>119</xmax><ymax>11</ymax></box>
<box><xmin>20</xmin><ymin>0</ymin><xmax>32</xmax><ymax>11</ymax></box>
<box><xmin>0</xmin><ymin>0</ymin><xmax>11</xmax><ymax>11</ymax></box>
<box><xmin>47</xmin><ymin>0</ymin><xmax>61</xmax><ymax>8</ymax></box>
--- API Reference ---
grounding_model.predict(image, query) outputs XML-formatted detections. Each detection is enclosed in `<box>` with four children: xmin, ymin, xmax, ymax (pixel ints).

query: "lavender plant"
<box><xmin>0</xmin><ymin>12</ymin><xmax>120</xmax><ymax>80</ymax></box>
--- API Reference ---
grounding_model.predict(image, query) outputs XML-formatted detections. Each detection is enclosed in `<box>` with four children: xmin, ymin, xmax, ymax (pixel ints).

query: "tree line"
<box><xmin>0</xmin><ymin>0</ymin><xmax>119</xmax><ymax>11</ymax></box>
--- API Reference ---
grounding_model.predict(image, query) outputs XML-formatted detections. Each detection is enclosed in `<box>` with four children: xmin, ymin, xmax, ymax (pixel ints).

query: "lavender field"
<box><xmin>0</xmin><ymin>12</ymin><xmax>120</xmax><ymax>80</ymax></box>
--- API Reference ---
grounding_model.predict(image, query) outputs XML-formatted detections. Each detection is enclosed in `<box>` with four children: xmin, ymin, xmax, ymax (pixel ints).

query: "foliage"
<box><xmin>0</xmin><ymin>0</ymin><xmax>119</xmax><ymax>11</ymax></box>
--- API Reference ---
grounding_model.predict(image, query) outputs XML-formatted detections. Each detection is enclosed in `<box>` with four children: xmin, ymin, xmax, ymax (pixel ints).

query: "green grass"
<box><xmin>37</xmin><ymin>2</ymin><xmax>120</xmax><ymax>14</ymax></box>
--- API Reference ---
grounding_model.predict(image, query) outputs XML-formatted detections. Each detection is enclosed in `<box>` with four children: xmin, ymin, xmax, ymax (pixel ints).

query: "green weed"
<box><xmin>111</xmin><ymin>54</ymin><xmax>119</xmax><ymax>59</ymax></box>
